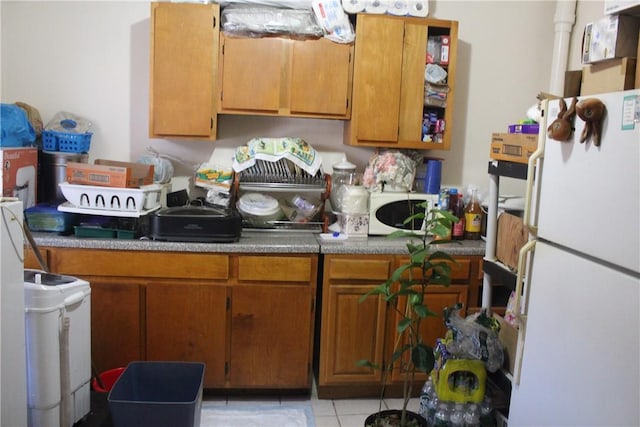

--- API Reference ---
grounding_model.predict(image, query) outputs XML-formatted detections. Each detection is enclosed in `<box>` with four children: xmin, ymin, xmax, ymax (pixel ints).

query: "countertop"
<box><xmin>29</xmin><ymin>231</ymin><xmax>485</xmax><ymax>256</ymax></box>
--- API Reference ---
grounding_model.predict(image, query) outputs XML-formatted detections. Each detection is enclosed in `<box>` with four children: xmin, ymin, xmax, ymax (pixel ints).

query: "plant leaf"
<box><xmin>356</xmin><ymin>359</ymin><xmax>380</xmax><ymax>369</ymax></box>
<box><xmin>411</xmin><ymin>343</ymin><xmax>435</xmax><ymax>373</ymax></box>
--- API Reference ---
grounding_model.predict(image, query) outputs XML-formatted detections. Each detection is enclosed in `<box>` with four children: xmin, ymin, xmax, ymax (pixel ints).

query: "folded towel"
<box><xmin>233</xmin><ymin>137</ymin><xmax>322</xmax><ymax>176</ymax></box>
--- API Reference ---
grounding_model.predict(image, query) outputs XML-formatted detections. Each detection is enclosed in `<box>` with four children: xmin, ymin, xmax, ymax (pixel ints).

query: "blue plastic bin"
<box><xmin>42</xmin><ymin>130</ymin><xmax>92</xmax><ymax>153</ymax></box>
<box><xmin>107</xmin><ymin>361</ymin><xmax>205</xmax><ymax>427</ymax></box>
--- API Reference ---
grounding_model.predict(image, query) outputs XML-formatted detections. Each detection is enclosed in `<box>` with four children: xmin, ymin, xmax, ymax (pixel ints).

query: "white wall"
<box><xmin>0</xmin><ymin>1</ymin><xmax>606</xmax><ymax>196</ymax></box>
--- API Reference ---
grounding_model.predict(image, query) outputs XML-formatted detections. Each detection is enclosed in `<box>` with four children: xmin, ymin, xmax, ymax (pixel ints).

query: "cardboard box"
<box><xmin>489</xmin><ymin>133</ymin><xmax>538</xmax><ymax>164</ymax></box>
<box><xmin>564</xmin><ymin>70</ymin><xmax>583</xmax><ymax>97</ymax></box>
<box><xmin>66</xmin><ymin>159</ymin><xmax>154</xmax><ymax>188</ymax></box>
<box><xmin>581</xmin><ymin>57</ymin><xmax>636</xmax><ymax>95</ymax></box>
<box><xmin>604</xmin><ymin>0</ymin><xmax>640</xmax><ymax>15</ymax></box>
<box><xmin>1</xmin><ymin>147</ymin><xmax>38</xmax><ymax>209</ymax></box>
<box><xmin>496</xmin><ymin>212</ymin><xmax>529</xmax><ymax>271</ymax></box>
<box><xmin>495</xmin><ymin>314</ymin><xmax>518</xmax><ymax>376</ymax></box>
<box><xmin>582</xmin><ymin>15</ymin><xmax>640</xmax><ymax>64</ymax></box>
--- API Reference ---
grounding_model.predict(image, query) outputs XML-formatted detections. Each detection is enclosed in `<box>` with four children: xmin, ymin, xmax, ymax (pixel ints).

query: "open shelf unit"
<box><xmin>482</xmin><ymin>159</ymin><xmax>530</xmax><ymax>420</ymax></box>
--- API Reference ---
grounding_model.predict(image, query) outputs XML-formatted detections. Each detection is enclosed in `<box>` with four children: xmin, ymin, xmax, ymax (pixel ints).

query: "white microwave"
<box><xmin>368</xmin><ymin>192</ymin><xmax>440</xmax><ymax>235</ymax></box>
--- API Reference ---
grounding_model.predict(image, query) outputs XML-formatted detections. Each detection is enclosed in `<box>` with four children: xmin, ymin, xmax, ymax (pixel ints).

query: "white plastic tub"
<box><xmin>59</xmin><ymin>182</ymin><xmax>162</xmax><ymax>213</ymax></box>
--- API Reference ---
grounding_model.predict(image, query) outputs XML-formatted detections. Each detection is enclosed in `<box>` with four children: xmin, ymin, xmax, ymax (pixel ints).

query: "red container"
<box><xmin>92</xmin><ymin>367</ymin><xmax>126</xmax><ymax>393</ymax></box>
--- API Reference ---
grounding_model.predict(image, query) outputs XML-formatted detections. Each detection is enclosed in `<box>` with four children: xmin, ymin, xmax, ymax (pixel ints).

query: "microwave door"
<box><xmin>375</xmin><ymin>199</ymin><xmax>426</xmax><ymax>232</ymax></box>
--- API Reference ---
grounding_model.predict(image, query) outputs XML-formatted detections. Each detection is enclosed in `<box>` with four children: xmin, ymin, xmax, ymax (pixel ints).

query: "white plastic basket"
<box><xmin>58</xmin><ymin>182</ymin><xmax>162</xmax><ymax>213</ymax></box>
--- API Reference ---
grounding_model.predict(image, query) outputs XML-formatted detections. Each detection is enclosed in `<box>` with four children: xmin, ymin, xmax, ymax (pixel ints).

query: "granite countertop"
<box><xmin>318</xmin><ymin>235</ymin><xmax>485</xmax><ymax>256</ymax></box>
<box><xmin>30</xmin><ymin>231</ymin><xmax>485</xmax><ymax>256</ymax></box>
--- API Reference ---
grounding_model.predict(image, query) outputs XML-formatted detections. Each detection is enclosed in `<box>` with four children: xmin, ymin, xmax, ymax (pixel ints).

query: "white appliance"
<box><xmin>508</xmin><ymin>90</ymin><xmax>640</xmax><ymax>425</ymax></box>
<box><xmin>0</xmin><ymin>199</ymin><xmax>28</xmax><ymax>426</ymax></box>
<box><xmin>368</xmin><ymin>192</ymin><xmax>439</xmax><ymax>235</ymax></box>
<box><xmin>24</xmin><ymin>270</ymin><xmax>91</xmax><ymax>427</ymax></box>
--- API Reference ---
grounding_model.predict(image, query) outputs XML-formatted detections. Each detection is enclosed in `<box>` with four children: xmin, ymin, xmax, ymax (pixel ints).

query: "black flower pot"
<box><xmin>364</xmin><ymin>409</ymin><xmax>428</xmax><ymax>427</ymax></box>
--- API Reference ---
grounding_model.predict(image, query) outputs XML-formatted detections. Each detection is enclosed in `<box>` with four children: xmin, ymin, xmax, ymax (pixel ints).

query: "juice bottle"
<box><xmin>464</xmin><ymin>188</ymin><xmax>482</xmax><ymax>240</ymax></box>
<box><xmin>451</xmin><ymin>189</ymin><xmax>465</xmax><ymax>240</ymax></box>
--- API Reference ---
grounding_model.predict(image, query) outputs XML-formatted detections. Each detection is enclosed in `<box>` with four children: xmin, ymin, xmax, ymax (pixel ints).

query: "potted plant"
<box><xmin>358</xmin><ymin>203</ymin><xmax>458</xmax><ymax>427</ymax></box>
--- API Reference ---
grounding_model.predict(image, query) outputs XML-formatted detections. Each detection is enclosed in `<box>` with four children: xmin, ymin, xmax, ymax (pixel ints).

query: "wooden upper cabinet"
<box><xmin>149</xmin><ymin>2</ymin><xmax>219</xmax><ymax>140</ymax></box>
<box><xmin>345</xmin><ymin>14</ymin><xmax>458</xmax><ymax>150</ymax></box>
<box><xmin>289</xmin><ymin>38</ymin><xmax>353</xmax><ymax>116</ymax></box>
<box><xmin>218</xmin><ymin>34</ymin><xmax>353</xmax><ymax>118</ymax></box>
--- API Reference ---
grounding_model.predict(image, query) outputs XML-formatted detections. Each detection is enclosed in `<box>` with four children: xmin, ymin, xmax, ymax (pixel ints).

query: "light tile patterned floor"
<box><xmin>204</xmin><ymin>381</ymin><xmax>422</xmax><ymax>427</ymax></box>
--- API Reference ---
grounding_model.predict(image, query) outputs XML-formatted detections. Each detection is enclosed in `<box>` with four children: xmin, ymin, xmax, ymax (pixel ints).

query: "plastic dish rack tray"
<box><xmin>58</xmin><ymin>182</ymin><xmax>162</xmax><ymax>213</ymax></box>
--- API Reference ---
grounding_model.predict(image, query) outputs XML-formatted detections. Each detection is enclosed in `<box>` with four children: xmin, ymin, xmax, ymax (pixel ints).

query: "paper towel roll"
<box><xmin>342</xmin><ymin>0</ymin><xmax>365</xmax><ymax>13</ymax></box>
<box><xmin>408</xmin><ymin>0</ymin><xmax>429</xmax><ymax>17</ymax></box>
<box><xmin>365</xmin><ymin>0</ymin><xmax>386</xmax><ymax>14</ymax></box>
<box><xmin>387</xmin><ymin>0</ymin><xmax>409</xmax><ymax>15</ymax></box>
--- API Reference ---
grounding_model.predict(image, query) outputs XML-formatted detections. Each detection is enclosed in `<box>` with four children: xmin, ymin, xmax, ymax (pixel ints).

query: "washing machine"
<box><xmin>24</xmin><ymin>269</ymin><xmax>91</xmax><ymax>427</ymax></box>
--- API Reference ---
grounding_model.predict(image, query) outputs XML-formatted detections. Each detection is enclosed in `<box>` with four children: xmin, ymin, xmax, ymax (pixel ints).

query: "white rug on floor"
<box><xmin>200</xmin><ymin>403</ymin><xmax>316</xmax><ymax>427</ymax></box>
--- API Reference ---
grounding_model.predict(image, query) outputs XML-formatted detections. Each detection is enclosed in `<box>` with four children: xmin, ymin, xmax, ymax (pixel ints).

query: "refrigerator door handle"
<box><xmin>523</xmin><ymin>99</ymin><xmax>548</xmax><ymax>236</ymax></box>
<box><xmin>513</xmin><ymin>239</ymin><xmax>536</xmax><ymax>385</ymax></box>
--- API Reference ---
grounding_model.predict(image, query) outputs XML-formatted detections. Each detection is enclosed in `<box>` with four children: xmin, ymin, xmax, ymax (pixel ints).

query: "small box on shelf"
<box><xmin>489</xmin><ymin>133</ymin><xmax>538</xmax><ymax>165</ymax></box>
<box><xmin>66</xmin><ymin>159</ymin><xmax>154</xmax><ymax>188</ymax></box>
<box><xmin>495</xmin><ymin>314</ymin><xmax>518</xmax><ymax>376</ymax></box>
<box><xmin>581</xmin><ymin>57</ymin><xmax>636</xmax><ymax>95</ymax></box>
<box><xmin>582</xmin><ymin>14</ymin><xmax>640</xmax><ymax>64</ymax></box>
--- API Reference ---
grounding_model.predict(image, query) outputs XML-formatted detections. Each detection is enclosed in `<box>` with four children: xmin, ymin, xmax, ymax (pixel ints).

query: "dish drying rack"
<box><xmin>233</xmin><ymin>159</ymin><xmax>331</xmax><ymax>232</ymax></box>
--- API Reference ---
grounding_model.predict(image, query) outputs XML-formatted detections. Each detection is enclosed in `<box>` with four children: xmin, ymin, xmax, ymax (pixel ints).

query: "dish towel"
<box><xmin>232</xmin><ymin>137</ymin><xmax>322</xmax><ymax>176</ymax></box>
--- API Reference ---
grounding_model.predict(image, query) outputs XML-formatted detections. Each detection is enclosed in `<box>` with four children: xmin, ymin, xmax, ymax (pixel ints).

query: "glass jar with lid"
<box><xmin>330</xmin><ymin>158</ymin><xmax>358</xmax><ymax>212</ymax></box>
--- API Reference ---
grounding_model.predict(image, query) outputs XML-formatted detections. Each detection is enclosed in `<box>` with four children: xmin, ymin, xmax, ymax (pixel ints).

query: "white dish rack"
<box><xmin>58</xmin><ymin>182</ymin><xmax>162</xmax><ymax>213</ymax></box>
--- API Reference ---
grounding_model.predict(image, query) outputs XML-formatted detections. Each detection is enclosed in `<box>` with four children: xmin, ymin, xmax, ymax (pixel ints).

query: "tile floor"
<box><xmin>203</xmin><ymin>381</ymin><xmax>422</xmax><ymax>427</ymax></box>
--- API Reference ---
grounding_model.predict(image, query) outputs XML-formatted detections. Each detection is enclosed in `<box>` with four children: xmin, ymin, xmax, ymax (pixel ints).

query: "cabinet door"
<box><xmin>23</xmin><ymin>247</ymin><xmax>49</xmax><ymax>271</ymax></box>
<box><xmin>389</xmin><ymin>284</ymin><xmax>468</xmax><ymax>384</ymax></box>
<box><xmin>350</xmin><ymin>15</ymin><xmax>404</xmax><ymax>144</ymax></box>
<box><xmin>346</xmin><ymin>15</ymin><xmax>458</xmax><ymax>150</ymax></box>
<box><xmin>90</xmin><ymin>278</ymin><xmax>142</xmax><ymax>373</ymax></box>
<box><xmin>289</xmin><ymin>38</ymin><xmax>353</xmax><ymax>117</ymax></box>
<box><xmin>319</xmin><ymin>284</ymin><xmax>387</xmax><ymax>386</ymax></box>
<box><xmin>219</xmin><ymin>36</ymin><xmax>283</xmax><ymax>113</ymax></box>
<box><xmin>146</xmin><ymin>282</ymin><xmax>228</xmax><ymax>388</ymax></box>
<box><xmin>150</xmin><ymin>3</ymin><xmax>219</xmax><ymax>139</ymax></box>
<box><xmin>230</xmin><ymin>284</ymin><xmax>313</xmax><ymax>388</ymax></box>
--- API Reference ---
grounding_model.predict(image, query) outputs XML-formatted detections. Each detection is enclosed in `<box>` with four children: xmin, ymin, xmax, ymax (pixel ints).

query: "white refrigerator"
<box><xmin>508</xmin><ymin>90</ymin><xmax>640</xmax><ymax>426</ymax></box>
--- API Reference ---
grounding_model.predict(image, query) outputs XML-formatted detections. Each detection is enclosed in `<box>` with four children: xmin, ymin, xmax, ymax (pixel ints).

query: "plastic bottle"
<box><xmin>419</xmin><ymin>379</ymin><xmax>435</xmax><ymax>419</ymax></box>
<box><xmin>435</xmin><ymin>188</ymin><xmax>451</xmax><ymax>240</ymax></box>
<box><xmin>450</xmin><ymin>403</ymin><xmax>465</xmax><ymax>427</ymax></box>
<box><xmin>463</xmin><ymin>403</ymin><xmax>481</xmax><ymax>427</ymax></box>
<box><xmin>433</xmin><ymin>402</ymin><xmax>451</xmax><ymax>427</ymax></box>
<box><xmin>425</xmin><ymin>396</ymin><xmax>439</xmax><ymax>426</ymax></box>
<box><xmin>452</xmin><ymin>189</ymin><xmax>466</xmax><ymax>240</ymax></box>
<box><xmin>479</xmin><ymin>397</ymin><xmax>494</xmax><ymax>427</ymax></box>
<box><xmin>464</xmin><ymin>187</ymin><xmax>482</xmax><ymax>240</ymax></box>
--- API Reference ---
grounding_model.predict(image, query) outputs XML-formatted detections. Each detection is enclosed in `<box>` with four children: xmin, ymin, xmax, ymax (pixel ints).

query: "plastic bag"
<box><xmin>0</xmin><ymin>103</ymin><xmax>36</xmax><ymax>147</ymax></box>
<box><xmin>443</xmin><ymin>305</ymin><xmax>504</xmax><ymax>373</ymax></box>
<box><xmin>45</xmin><ymin>111</ymin><xmax>92</xmax><ymax>134</ymax></box>
<box><xmin>137</xmin><ymin>149</ymin><xmax>175</xmax><ymax>184</ymax></box>
<box><xmin>221</xmin><ymin>5</ymin><xmax>323</xmax><ymax>38</ymax></box>
<box><xmin>312</xmin><ymin>0</ymin><xmax>355</xmax><ymax>44</ymax></box>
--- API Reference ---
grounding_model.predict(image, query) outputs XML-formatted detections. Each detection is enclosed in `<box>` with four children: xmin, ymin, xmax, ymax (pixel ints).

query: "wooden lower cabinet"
<box><xmin>230</xmin><ymin>284</ymin><xmax>312</xmax><ymax>388</ymax></box>
<box><xmin>90</xmin><ymin>278</ymin><xmax>143</xmax><ymax>375</ymax></box>
<box><xmin>317</xmin><ymin>253</ymin><xmax>481</xmax><ymax>398</ymax></box>
<box><xmin>27</xmin><ymin>247</ymin><xmax>317</xmax><ymax>390</ymax></box>
<box><xmin>146</xmin><ymin>282</ymin><xmax>228</xmax><ymax>387</ymax></box>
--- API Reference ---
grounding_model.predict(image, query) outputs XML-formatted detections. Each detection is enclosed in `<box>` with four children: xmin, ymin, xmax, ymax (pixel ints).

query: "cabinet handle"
<box><xmin>523</xmin><ymin>99</ymin><xmax>548</xmax><ymax>235</ymax></box>
<box><xmin>212</xmin><ymin>16</ymin><xmax>216</xmax><ymax>29</ymax></box>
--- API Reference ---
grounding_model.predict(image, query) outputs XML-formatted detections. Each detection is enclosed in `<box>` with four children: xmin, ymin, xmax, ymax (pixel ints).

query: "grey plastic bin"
<box><xmin>107</xmin><ymin>361</ymin><xmax>205</xmax><ymax>427</ymax></box>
